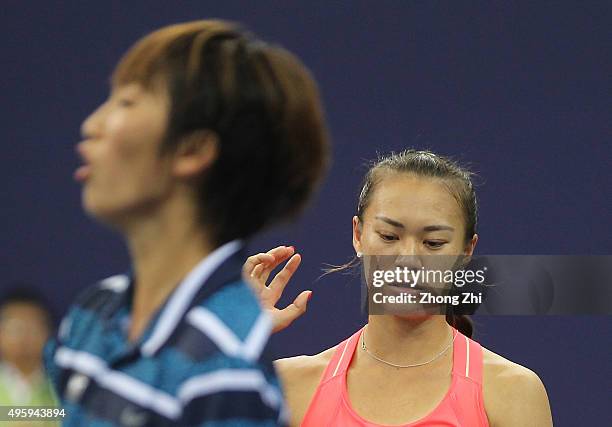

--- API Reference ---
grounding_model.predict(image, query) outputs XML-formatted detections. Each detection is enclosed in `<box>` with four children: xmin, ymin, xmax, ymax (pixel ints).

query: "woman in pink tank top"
<box><xmin>301</xmin><ymin>326</ymin><xmax>488</xmax><ymax>426</ymax></box>
<box><xmin>246</xmin><ymin>150</ymin><xmax>553</xmax><ymax>426</ymax></box>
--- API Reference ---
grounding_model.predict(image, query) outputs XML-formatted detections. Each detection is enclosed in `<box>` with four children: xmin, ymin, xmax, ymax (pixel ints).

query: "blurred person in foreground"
<box><xmin>45</xmin><ymin>20</ymin><xmax>329</xmax><ymax>426</ymax></box>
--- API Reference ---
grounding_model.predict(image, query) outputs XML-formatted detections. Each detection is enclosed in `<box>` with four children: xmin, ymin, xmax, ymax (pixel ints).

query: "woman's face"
<box><xmin>354</xmin><ymin>172</ymin><xmax>478</xmax><ymax>294</ymax></box>
<box><xmin>76</xmin><ymin>83</ymin><xmax>174</xmax><ymax>226</ymax></box>
<box><xmin>354</xmin><ymin>172</ymin><xmax>476</xmax><ymax>257</ymax></box>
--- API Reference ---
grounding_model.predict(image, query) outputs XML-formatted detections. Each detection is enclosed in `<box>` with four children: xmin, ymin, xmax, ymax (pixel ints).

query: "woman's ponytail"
<box><xmin>446</xmin><ymin>313</ymin><xmax>473</xmax><ymax>337</ymax></box>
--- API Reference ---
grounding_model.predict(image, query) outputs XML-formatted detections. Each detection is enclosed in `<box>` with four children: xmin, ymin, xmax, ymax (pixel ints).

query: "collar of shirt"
<box><xmin>96</xmin><ymin>239</ymin><xmax>245</xmax><ymax>362</ymax></box>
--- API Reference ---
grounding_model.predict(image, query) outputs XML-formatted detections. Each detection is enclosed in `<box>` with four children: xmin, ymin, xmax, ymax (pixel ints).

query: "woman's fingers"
<box><xmin>268</xmin><ymin>253</ymin><xmax>301</xmax><ymax>298</ymax></box>
<box><xmin>271</xmin><ymin>290</ymin><xmax>312</xmax><ymax>333</ymax></box>
<box><xmin>246</xmin><ymin>248</ymin><xmax>308</xmax><ymax>334</ymax></box>
<box><xmin>257</xmin><ymin>246</ymin><xmax>294</xmax><ymax>283</ymax></box>
<box><xmin>242</xmin><ymin>246</ymin><xmax>296</xmax><ymax>294</ymax></box>
<box><xmin>242</xmin><ymin>253</ymin><xmax>274</xmax><ymax>276</ymax></box>
<box><xmin>243</xmin><ymin>246</ymin><xmax>292</xmax><ymax>276</ymax></box>
<box><xmin>251</xmin><ymin>263</ymin><xmax>265</xmax><ymax>279</ymax></box>
<box><xmin>242</xmin><ymin>253</ymin><xmax>274</xmax><ymax>298</ymax></box>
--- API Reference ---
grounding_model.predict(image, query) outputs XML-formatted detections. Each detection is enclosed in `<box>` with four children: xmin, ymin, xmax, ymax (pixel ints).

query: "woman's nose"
<box><xmin>395</xmin><ymin>254</ymin><xmax>423</xmax><ymax>269</ymax></box>
<box><xmin>75</xmin><ymin>141</ymin><xmax>88</xmax><ymax>159</ymax></box>
<box><xmin>400</xmin><ymin>239</ymin><xmax>421</xmax><ymax>256</ymax></box>
<box><xmin>80</xmin><ymin>102</ymin><xmax>106</xmax><ymax>140</ymax></box>
<box><xmin>393</xmin><ymin>239</ymin><xmax>422</xmax><ymax>267</ymax></box>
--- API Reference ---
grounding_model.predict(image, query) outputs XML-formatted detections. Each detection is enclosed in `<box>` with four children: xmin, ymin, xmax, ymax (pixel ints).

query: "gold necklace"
<box><xmin>361</xmin><ymin>327</ymin><xmax>457</xmax><ymax>368</ymax></box>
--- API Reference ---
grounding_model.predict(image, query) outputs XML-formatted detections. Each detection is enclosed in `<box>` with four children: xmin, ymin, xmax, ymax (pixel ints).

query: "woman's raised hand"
<box><xmin>242</xmin><ymin>245</ymin><xmax>312</xmax><ymax>333</ymax></box>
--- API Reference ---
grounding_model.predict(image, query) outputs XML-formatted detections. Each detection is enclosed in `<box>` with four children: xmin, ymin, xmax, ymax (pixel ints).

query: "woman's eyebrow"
<box><xmin>375</xmin><ymin>216</ymin><xmax>455</xmax><ymax>232</ymax></box>
<box><xmin>375</xmin><ymin>215</ymin><xmax>404</xmax><ymax>228</ymax></box>
<box><xmin>423</xmin><ymin>225</ymin><xmax>455</xmax><ymax>232</ymax></box>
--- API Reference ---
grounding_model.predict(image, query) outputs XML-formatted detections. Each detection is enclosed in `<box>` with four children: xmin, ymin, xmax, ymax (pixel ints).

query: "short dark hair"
<box><xmin>0</xmin><ymin>285</ymin><xmax>54</xmax><ymax>329</ymax></box>
<box><xmin>112</xmin><ymin>20</ymin><xmax>330</xmax><ymax>245</ymax></box>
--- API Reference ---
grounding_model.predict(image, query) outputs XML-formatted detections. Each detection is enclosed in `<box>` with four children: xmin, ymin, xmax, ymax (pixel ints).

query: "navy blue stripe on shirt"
<box><xmin>182</xmin><ymin>390</ymin><xmax>280</xmax><ymax>424</ymax></box>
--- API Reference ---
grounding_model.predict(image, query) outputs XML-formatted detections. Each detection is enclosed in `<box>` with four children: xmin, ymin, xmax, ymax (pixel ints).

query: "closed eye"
<box><xmin>378</xmin><ymin>232</ymin><xmax>398</xmax><ymax>242</ymax></box>
<box><xmin>117</xmin><ymin>98</ymin><xmax>135</xmax><ymax>107</ymax></box>
<box><xmin>424</xmin><ymin>240</ymin><xmax>447</xmax><ymax>249</ymax></box>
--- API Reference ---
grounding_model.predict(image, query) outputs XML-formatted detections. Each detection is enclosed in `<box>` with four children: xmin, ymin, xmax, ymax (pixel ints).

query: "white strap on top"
<box><xmin>333</xmin><ymin>335</ymin><xmax>353</xmax><ymax>377</ymax></box>
<box><xmin>464</xmin><ymin>335</ymin><xmax>471</xmax><ymax>378</ymax></box>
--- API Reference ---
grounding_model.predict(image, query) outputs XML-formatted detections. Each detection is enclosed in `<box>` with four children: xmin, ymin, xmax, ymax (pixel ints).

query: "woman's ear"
<box><xmin>172</xmin><ymin>130</ymin><xmax>219</xmax><ymax>179</ymax></box>
<box><xmin>464</xmin><ymin>233</ymin><xmax>479</xmax><ymax>258</ymax></box>
<box><xmin>352</xmin><ymin>216</ymin><xmax>363</xmax><ymax>256</ymax></box>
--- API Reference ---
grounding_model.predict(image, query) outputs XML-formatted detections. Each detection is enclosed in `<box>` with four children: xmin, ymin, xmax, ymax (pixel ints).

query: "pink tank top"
<box><xmin>302</xmin><ymin>327</ymin><xmax>490</xmax><ymax>426</ymax></box>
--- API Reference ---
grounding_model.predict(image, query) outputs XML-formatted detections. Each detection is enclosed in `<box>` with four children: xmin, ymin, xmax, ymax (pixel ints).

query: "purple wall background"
<box><xmin>2</xmin><ymin>1</ymin><xmax>610</xmax><ymax>424</ymax></box>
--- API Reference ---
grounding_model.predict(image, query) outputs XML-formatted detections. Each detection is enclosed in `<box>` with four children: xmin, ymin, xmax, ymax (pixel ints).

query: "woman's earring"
<box><xmin>356</xmin><ymin>252</ymin><xmax>362</xmax><ymax>258</ymax></box>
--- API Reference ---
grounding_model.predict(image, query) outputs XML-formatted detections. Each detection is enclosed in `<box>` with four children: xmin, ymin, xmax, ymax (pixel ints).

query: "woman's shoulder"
<box><xmin>274</xmin><ymin>346</ymin><xmax>338</xmax><ymax>426</ymax></box>
<box><xmin>481</xmin><ymin>345</ymin><xmax>545</xmax><ymax>391</ymax></box>
<box><xmin>274</xmin><ymin>345</ymin><xmax>337</xmax><ymax>383</ymax></box>
<box><xmin>480</xmin><ymin>344</ymin><xmax>553</xmax><ymax>426</ymax></box>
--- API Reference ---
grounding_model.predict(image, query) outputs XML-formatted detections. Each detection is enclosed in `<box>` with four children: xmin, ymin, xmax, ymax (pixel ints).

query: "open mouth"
<box><xmin>74</xmin><ymin>164</ymin><xmax>91</xmax><ymax>182</ymax></box>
